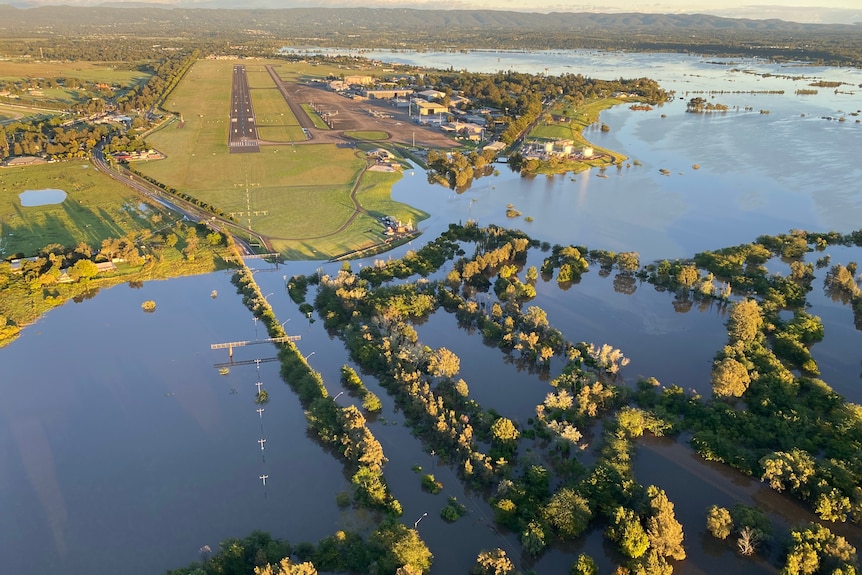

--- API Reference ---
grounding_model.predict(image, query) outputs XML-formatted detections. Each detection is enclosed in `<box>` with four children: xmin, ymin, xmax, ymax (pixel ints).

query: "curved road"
<box><xmin>92</xmin><ymin>142</ymin><xmax>260</xmax><ymax>255</ymax></box>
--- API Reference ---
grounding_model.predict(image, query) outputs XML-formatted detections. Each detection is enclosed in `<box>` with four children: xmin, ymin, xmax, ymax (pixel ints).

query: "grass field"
<box><xmin>140</xmin><ymin>58</ymin><xmax>426</xmax><ymax>260</ymax></box>
<box><xmin>0</xmin><ymin>161</ymin><xmax>173</xmax><ymax>257</ymax></box>
<box><xmin>0</xmin><ymin>61</ymin><xmax>152</xmax><ymax>86</ymax></box>
<box><xmin>0</xmin><ymin>102</ymin><xmax>62</xmax><ymax>124</ymax></box>
<box><xmin>301</xmin><ymin>104</ymin><xmax>329</xmax><ymax>130</ymax></box>
<box><xmin>249</xmin><ymin>86</ymin><xmax>304</xmax><ymax>141</ymax></box>
<box><xmin>345</xmin><ymin>130</ymin><xmax>389</xmax><ymax>141</ymax></box>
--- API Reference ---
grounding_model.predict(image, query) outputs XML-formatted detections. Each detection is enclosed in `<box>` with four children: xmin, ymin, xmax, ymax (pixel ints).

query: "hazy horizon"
<box><xmin>1</xmin><ymin>0</ymin><xmax>862</xmax><ymax>25</ymax></box>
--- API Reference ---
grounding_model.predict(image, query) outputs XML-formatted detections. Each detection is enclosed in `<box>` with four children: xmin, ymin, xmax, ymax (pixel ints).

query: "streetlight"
<box><xmin>263</xmin><ymin>292</ymin><xmax>273</xmax><ymax>301</ymax></box>
<box><xmin>280</xmin><ymin>319</ymin><xmax>291</xmax><ymax>329</ymax></box>
<box><xmin>304</xmin><ymin>351</ymin><xmax>315</xmax><ymax>362</ymax></box>
<box><xmin>413</xmin><ymin>512</ymin><xmax>428</xmax><ymax>530</ymax></box>
<box><xmin>333</xmin><ymin>391</ymin><xmax>345</xmax><ymax>401</ymax></box>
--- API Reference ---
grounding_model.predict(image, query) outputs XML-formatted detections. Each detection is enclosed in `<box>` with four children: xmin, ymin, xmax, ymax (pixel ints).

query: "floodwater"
<box><xmin>19</xmin><ymin>188</ymin><xmax>67</xmax><ymax>206</ymax></box>
<box><xmin>3</xmin><ymin>49</ymin><xmax>862</xmax><ymax>574</ymax></box>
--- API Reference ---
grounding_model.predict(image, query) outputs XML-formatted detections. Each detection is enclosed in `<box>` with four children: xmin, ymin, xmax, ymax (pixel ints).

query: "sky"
<box><xmin>3</xmin><ymin>0</ymin><xmax>862</xmax><ymax>24</ymax></box>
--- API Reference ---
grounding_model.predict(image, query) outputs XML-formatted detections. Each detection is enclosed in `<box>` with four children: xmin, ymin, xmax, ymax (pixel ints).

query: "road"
<box><xmin>92</xmin><ymin>142</ymin><xmax>259</xmax><ymax>255</ymax></box>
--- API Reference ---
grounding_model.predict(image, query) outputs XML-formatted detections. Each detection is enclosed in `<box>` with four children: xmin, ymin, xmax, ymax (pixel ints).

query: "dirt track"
<box><xmin>265</xmin><ymin>65</ymin><xmax>455</xmax><ymax>149</ymax></box>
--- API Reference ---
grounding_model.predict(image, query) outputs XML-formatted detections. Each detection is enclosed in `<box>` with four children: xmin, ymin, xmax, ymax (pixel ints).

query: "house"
<box><xmin>95</xmin><ymin>261</ymin><xmax>117</xmax><ymax>273</ymax></box>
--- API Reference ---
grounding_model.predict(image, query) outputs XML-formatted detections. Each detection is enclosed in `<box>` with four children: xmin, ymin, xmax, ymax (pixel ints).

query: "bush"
<box><xmin>141</xmin><ymin>300</ymin><xmax>156</xmax><ymax>312</ymax></box>
<box><xmin>440</xmin><ymin>497</ymin><xmax>468</xmax><ymax>523</ymax></box>
<box><xmin>421</xmin><ymin>474</ymin><xmax>443</xmax><ymax>494</ymax></box>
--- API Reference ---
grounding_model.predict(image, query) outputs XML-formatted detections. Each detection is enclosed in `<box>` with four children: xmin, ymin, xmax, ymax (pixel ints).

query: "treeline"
<box><xmin>166</xmin><ymin>525</ymin><xmax>432</xmax><ymax>575</ymax></box>
<box><xmin>117</xmin><ymin>49</ymin><xmax>199</xmax><ymax>114</ymax></box>
<box><xmin>222</xmin><ymin>265</ymin><xmax>432</xmax><ymax>575</ymax></box>
<box><xmin>123</xmin><ymin>164</ymin><xmax>236</xmax><ymax>223</ymax></box>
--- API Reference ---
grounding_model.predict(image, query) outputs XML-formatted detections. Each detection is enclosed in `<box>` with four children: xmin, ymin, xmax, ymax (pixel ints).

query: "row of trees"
<box><xmin>223</xmin><ymin>266</ymin><xmax>436</xmax><ymax>575</ymax></box>
<box><xmin>167</xmin><ymin>525</ymin><xmax>432</xmax><ymax>575</ymax></box>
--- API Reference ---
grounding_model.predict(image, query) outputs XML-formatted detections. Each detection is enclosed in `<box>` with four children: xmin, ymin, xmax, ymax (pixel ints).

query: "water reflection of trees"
<box><xmin>612</xmin><ymin>273</ymin><xmax>637</xmax><ymax>295</ymax></box>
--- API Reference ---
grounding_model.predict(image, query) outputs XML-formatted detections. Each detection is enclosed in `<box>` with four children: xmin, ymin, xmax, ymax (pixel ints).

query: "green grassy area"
<box><xmin>355</xmin><ymin>171</ymin><xmax>428</xmax><ymax>224</ymax></box>
<box><xmin>257</xmin><ymin>126</ymin><xmax>306</xmax><ymax>142</ymax></box>
<box><xmin>0</xmin><ymin>102</ymin><xmax>61</xmax><ymax>123</ymax></box>
<box><xmin>301</xmin><ymin>103</ymin><xmax>329</xmax><ymax>129</ymax></box>
<box><xmin>345</xmin><ymin>130</ymin><xmax>389</xmax><ymax>141</ymax></box>
<box><xmin>0</xmin><ymin>61</ymin><xmax>152</xmax><ymax>85</ymax></box>
<box><xmin>0</xmin><ymin>61</ymin><xmax>152</xmax><ymax>108</ymax></box>
<box><xmin>250</xmin><ymin>86</ymin><xmax>303</xmax><ymax>140</ymax></box>
<box><xmin>139</xmin><ymin>58</ymin><xmax>423</xmax><ymax>260</ymax></box>
<box><xmin>0</xmin><ymin>161</ymin><xmax>172</xmax><ymax>257</ymax></box>
<box><xmin>244</xmin><ymin>67</ymin><xmax>278</xmax><ymax>88</ymax></box>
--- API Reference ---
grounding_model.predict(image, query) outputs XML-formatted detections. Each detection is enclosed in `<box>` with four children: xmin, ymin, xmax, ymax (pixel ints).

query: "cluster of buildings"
<box><xmin>521</xmin><ymin>139</ymin><xmax>595</xmax><ymax>162</ymax></box>
<box><xmin>379</xmin><ymin>215</ymin><xmax>414</xmax><ymax>237</ymax></box>
<box><xmin>324</xmin><ymin>77</ymin><xmax>502</xmax><ymax>143</ymax></box>
<box><xmin>111</xmin><ymin>149</ymin><xmax>165</xmax><ymax>162</ymax></box>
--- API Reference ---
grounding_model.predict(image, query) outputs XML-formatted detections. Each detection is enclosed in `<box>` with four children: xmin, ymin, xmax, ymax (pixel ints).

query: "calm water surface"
<box><xmin>4</xmin><ymin>49</ymin><xmax>862</xmax><ymax>573</ymax></box>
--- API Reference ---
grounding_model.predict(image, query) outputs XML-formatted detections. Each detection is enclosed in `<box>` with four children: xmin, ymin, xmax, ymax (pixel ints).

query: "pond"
<box><xmin>19</xmin><ymin>188</ymin><xmax>67</xmax><ymax>207</ymax></box>
<box><xmin>3</xmin><ymin>49</ymin><xmax>862</xmax><ymax>574</ymax></box>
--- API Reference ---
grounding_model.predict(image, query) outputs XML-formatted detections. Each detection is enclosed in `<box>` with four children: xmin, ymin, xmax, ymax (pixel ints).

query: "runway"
<box><xmin>229</xmin><ymin>65</ymin><xmax>260</xmax><ymax>153</ymax></box>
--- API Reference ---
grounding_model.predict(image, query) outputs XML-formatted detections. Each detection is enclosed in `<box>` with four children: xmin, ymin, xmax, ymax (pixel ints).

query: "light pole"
<box><xmin>304</xmin><ymin>351</ymin><xmax>315</xmax><ymax>362</ymax></box>
<box><xmin>414</xmin><ymin>512</ymin><xmax>428</xmax><ymax>530</ymax></box>
<box><xmin>333</xmin><ymin>390</ymin><xmax>345</xmax><ymax>401</ymax></box>
<box><xmin>263</xmin><ymin>292</ymin><xmax>273</xmax><ymax>302</ymax></box>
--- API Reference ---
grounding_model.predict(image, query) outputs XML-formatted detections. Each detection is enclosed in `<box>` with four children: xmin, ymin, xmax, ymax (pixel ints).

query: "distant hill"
<box><xmin>0</xmin><ymin>5</ymin><xmax>858</xmax><ymax>34</ymax></box>
<box><xmin>0</xmin><ymin>6</ymin><xmax>859</xmax><ymax>65</ymax></box>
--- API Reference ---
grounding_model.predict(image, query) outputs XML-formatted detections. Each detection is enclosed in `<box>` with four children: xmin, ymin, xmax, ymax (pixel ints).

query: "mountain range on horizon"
<box><xmin>0</xmin><ymin>0</ymin><xmax>861</xmax><ymax>26</ymax></box>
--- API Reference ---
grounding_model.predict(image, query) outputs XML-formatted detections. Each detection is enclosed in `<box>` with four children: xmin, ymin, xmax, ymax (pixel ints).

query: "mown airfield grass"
<box><xmin>248</xmin><ymin>86</ymin><xmax>305</xmax><ymax>142</ymax></box>
<box><xmin>0</xmin><ymin>161</ymin><xmax>168</xmax><ymax>256</ymax></box>
<box><xmin>141</xmin><ymin>58</ymin><xmax>427</xmax><ymax>260</ymax></box>
<box><xmin>346</xmin><ymin>130</ymin><xmax>389</xmax><ymax>141</ymax></box>
<box><xmin>301</xmin><ymin>104</ymin><xmax>330</xmax><ymax>130</ymax></box>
